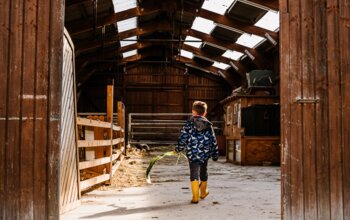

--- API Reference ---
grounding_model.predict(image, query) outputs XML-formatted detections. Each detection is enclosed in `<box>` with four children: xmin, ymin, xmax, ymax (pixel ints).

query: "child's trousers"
<box><xmin>189</xmin><ymin>161</ymin><xmax>208</xmax><ymax>181</ymax></box>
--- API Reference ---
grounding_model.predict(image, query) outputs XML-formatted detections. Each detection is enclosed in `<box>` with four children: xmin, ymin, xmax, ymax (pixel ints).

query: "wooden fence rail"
<box><xmin>77</xmin><ymin>101</ymin><xmax>126</xmax><ymax>192</ymax></box>
<box><xmin>128</xmin><ymin>113</ymin><xmax>223</xmax><ymax>145</ymax></box>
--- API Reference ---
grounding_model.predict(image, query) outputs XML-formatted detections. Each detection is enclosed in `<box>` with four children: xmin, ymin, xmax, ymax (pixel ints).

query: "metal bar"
<box><xmin>119</xmin><ymin>39</ymin><xmax>203</xmax><ymax>42</ymax></box>
<box><xmin>294</xmin><ymin>98</ymin><xmax>320</xmax><ymax>104</ymax></box>
<box><xmin>129</xmin><ymin>113</ymin><xmax>191</xmax><ymax>116</ymax></box>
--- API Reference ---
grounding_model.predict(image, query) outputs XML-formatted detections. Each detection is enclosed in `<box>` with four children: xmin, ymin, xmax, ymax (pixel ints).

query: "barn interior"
<box><xmin>65</xmin><ymin>0</ymin><xmax>279</xmax><ymax>116</ymax></box>
<box><xmin>1</xmin><ymin>0</ymin><xmax>348</xmax><ymax>219</ymax></box>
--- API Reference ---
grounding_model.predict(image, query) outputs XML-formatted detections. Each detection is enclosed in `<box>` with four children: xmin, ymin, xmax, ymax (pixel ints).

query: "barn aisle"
<box><xmin>61</xmin><ymin>147</ymin><xmax>280</xmax><ymax>220</ymax></box>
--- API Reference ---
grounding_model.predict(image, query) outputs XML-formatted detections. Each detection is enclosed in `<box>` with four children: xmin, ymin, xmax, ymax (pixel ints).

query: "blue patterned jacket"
<box><xmin>176</xmin><ymin>116</ymin><xmax>219</xmax><ymax>164</ymax></box>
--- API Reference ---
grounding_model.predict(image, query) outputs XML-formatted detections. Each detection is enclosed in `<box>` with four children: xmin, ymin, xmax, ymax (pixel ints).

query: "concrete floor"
<box><xmin>61</xmin><ymin>150</ymin><xmax>281</xmax><ymax>220</ymax></box>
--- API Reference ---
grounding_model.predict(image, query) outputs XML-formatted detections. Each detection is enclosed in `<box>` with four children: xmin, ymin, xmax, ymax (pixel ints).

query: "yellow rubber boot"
<box><xmin>191</xmin><ymin>181</ymin><xmax>199</xmax><ymax>204</ymax></box>
<box><xmin>200</xmin><ymin>181</ymin><xmax>209</xmax><ymax>199</ymax></box>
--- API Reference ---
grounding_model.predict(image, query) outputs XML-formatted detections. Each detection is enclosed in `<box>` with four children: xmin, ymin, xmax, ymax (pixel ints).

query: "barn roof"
<box><xmin>65</xmin><ymin>0</ymin><xmax>279</xmax><ymax>86</ymax></box>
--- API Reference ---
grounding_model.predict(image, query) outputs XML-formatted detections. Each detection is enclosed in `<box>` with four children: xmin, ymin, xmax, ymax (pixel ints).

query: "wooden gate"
<box><xmin>128</xmin><ymin>113</ymin><xmax>223</xmax><ymax>145</ymax></box>
<box><xmin>59</xmin><ymin>29</ymin><xmax>80</xmax><ymax>214</ymax></box>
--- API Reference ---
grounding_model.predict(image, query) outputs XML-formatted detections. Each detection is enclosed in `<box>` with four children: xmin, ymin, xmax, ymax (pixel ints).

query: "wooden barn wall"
<box><xmin>0</xmin><ymin>0</ymin><xmax>64</xmax><ymax>219</ymax></box>
<box><xmin>280</xmin><ymin>0</ymin><xmax>349</xmax><ymax>219</ymax></box>
<box><xmin>78</xmin><ymin>64</ymin><xmax>230</xmax><ymax>118</ymax></box>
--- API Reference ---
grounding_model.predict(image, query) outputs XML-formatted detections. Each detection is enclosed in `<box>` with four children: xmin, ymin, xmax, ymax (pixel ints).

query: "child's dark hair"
<box><xmin>192</xmin><ymin>101</ymin><xmax>207</xmax><ymax>115</ymax></box>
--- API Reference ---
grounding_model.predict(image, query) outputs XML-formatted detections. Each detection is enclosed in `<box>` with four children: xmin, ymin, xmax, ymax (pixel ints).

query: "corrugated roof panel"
<box><xmin>184</xmin><ymin>36</ymin><xmax>202</xmax><ymax>48</ymax></box>
<box><xmin>213</xmin><ymin>61</ymin><xmax>230</xmax><ymax>70</ymax></box>
<box><xmin>117</xmin><ymin>17</ymin><xmax>137</xmax><ymax>33</ymax></box>
<box><xmin>201</xmin><ymin>42</ymin><xmax>226</xmax><ymax>56</ymax></box>
<box><xmin>227</xmin><ymin>0</ymin><xmax>268</xmax><ymax>24</ymax></box>
<box><xmin>201</xmin><ymin>0</ymin><xmax>236</xmax><ymax>15</ymax></box>
<box><xmin>112</xmin><ymin>0</ymin><xmax>137</xmax><ymax>13</ymax></box>
<box><xmin>120</xmin><ymin>36</ymin><xmax>137</xmax><ymax>47</ymax></box>
<box><xmin>123</xmin><ymin>49</ymin><xmax>137</xmax><ymax>58</ymax></box>
<box><xmin>222</xmin><ymin>50</ymin><xmax>244</xmax><ymax>61</ymax></box>
<box><xmin>191</xmin><ymin>17</ymin><xmax>215</xmax><ymax>34</ymax></box>
<box><xmin>254</xmin><ymin>11</ymin><xmax>280</xmax><ymax>32</ymax></box>
<box><xmin>236</xmin><ymin>33</ymin><xmax>265</xmax><ymax>48</ymax></box>
<box><xmin>180</xmin><ymin>50</ymin><xmax>194</xmax><ymax>59</ymax></box>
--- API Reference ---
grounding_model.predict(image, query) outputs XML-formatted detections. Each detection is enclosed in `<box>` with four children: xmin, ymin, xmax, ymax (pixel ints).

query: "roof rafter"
<box><xmin>176</xmin><ymin>56</ymin><xmax>235</xmax><ymax>87</ymax></box>
<box><xmin>68</xmin><ymin>4</ymin><xmax>278</xmax><ymax>43</ymax></box>
<box><xmin>184</xmin><ymin>8</ymin><xmax>278</xmax><ymax>41</ymax></box>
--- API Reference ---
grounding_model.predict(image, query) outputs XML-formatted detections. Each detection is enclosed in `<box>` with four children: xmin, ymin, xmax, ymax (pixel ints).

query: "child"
<box><xmin>175</xmin><ymin>101</ymin><xmax>219</xmax><ymax>204</ymax></box>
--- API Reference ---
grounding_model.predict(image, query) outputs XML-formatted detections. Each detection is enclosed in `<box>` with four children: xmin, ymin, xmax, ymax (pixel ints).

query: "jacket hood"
<box><xmin>190</xmin><ymin>115</ymin><xmax>212</xmax><ymax>132</ymax></box>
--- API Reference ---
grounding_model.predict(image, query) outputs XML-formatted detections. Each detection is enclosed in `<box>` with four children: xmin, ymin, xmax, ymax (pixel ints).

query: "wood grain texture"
<box><xmin>340</xmin><ymin>0</ymin><xmax>350</xmax><ymax>217</ymax></box>
<box><xmin>0</xmin><ymin>0</ymin><xmax>64</xmax><ymax>219</ymax></box>
<box><xmin>0</xmin><ymin>0</ymin><xmax>10</xmax><ymax>218</ymax></box>
<box><xmin>281</xmin><ymin>0</ymin><xmax>349</xmax><ymax>219</ymax></box>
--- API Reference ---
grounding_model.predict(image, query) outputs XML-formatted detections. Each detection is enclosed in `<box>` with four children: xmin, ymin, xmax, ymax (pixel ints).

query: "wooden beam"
<box><xmin>186</xmin><ymin>29</ymin><xmax>270</xmax><ymax>69</ymax></box>
<box><xmin>68</xmin><ymin>3</ymin><xmax>279</xmax><ymax>41</ymax></box>
<box><xmin>66</xmin><ymin>0</ymin><xmax>91</xmax><ymax>7</ymax></box>
<box><xmin>68</xmin><ymin>7</ymin><xmax>160</xmax><ymax>37</ymax></box>
<box><xmin>247</xmin><ymin>0</ymin><xmax>279</xmax><ymax>11</ymax></box>
<box><xmin>80</xmin><ymin>174</ymin><xmax>110</xmax><ymax>191</ymax></box>
<box><xmin>185</xmin><ymin>8</ymin><xmax>278</xmax><ymax>41</ymax></box>
<box><xmin>180</xmin><ymin>43</ymin><xmax>247</xmax><ymax>77</ymax></box>
<box><xmin>106</xmin><ymin>84</ymin><xmax>114</xmax><ymax>177</ymax></box>
<box><xmin>77</xmin><ymin>117</ymin><xmax>113</xmax><ymax>128</ymax></box>
<box><xmin>79</xmin><ymin>156</ymin><xmax>112</xmax><ymax>170</ymax></box>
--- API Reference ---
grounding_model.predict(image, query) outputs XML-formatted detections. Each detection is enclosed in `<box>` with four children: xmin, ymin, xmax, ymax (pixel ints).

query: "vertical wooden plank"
<box><xmin>47</xmin><ymin>0</ymin><xmax>64</xmax><ymax>218</ymax></box>
<box><xmin>340</xmin><ymin>0</ymin><xmax>350</xmax><ymax>217</ymax></box>
<box><xmin>6</xmin><ymin>0</ymin><xmax>24</xmax><ymax>218</ymax></box>
<box><xmin>326</xmin><ymin>0</ymin><xmax>344</xmax><ymax>219</ymax></box>
<box><xmin>288</xmin><ymin>0</ymin><xmax>304</xmax><ymax>219</ymax></box>
<box><xmin>314</xmin><ymin>0</ymin><xmax>331</xmax><ymax>219</ymax></box>
<box><xmin>107</xmin><ymin>85</ymin><xmax>114</xmax><ymax>179</ymax></box>
<box><xmin>279</xmin><ymin>0</ymin><xmax>292</xmax><ymax>218</ymax></box>
<box><xmin>34</xmin><ymin>0</ymin><xmax>50</xmax><ymax>218</ymax></box>
<box><xmin>0</xmin><ymin>0</ymin><xmax>10</xmax><ymax>218</ymax></box>
<box><xmin>300</xmin><ymin>0</ymin><xmax>317</xmax><ymax>219</ymax></box>
<box><xmin>19</xmin><ymin>0</ymin><xmax>37</xmax><ymax>219</ymax></box>
<box><xmin>117</xmin><ymin>101</ymin><xmax>125</xmax><ymax>152</ymax></box>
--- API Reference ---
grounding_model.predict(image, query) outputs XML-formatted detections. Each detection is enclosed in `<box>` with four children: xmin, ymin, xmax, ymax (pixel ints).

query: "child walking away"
<box><xmin>175</xmin><ymin>101</ymin><xmax>219</xmax><ymax>204</ymax></box>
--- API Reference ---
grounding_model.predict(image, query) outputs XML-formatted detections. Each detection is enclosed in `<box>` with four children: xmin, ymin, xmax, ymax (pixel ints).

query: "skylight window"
<box><xmin>201</xmin><ymin>0</ymin><xmax>235</xmax><ymax>15</ymax></box>
<box><xmin>191</xmin><ymin>17</ymin><xmax>216</xmax><ymax>34</ymax></box>
<box><xmin>222</xmin><ymin>50</ymin><xmax>244</xmax><ymax>61</ymax></box>
<box><xmin>180</xmin><ymin>50</ymin><xmax>193</xmax><ymax>59</ymax></box>
<box><xmin>123</xmin><ymin>49</ymin><xmax>137</xmax><ymax>58</ymax></box>
<box><xmin>184</xmin><ymin>36</ymin><xmax>202</xmax><ymax>48</ymax></box>
<box><xmin>213</xmin><ymin>62</ymin><xmax>230</xmax><ymax>70</ymax></box>
<box><xmin>255</xmin><ymin>11</ymin><xmax>280</xmax><ymax>32</ymax></box>
<box><xmin>236</xmin><ymin>33</ymin><xmax>265</xmax><ymax>48</ymax></box>
<box><xmin>117</xmin><ymin>17</ymin><xmax>137</xmax><ymax>33</ymax></box>
<box><xmin>120</xmin><ymin>36</ymin><xmax>137</xmax><ymax>47</ymax></box>
<box><xmin>112</xmin><ymin>0</ymin><xmax>137</xmax><ymax>13</ymax></box>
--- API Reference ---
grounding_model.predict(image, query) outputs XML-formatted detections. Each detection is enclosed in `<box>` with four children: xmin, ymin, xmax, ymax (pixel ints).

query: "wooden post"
<box><xmin>106</xmin><ymin>84</ymin><xmax>114</xmax><ymax>183</ymax></box>
<box><xmin>118</xmin><ymin>101</ymin><xmax>126</xmax><ymax>155</ymax></box>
